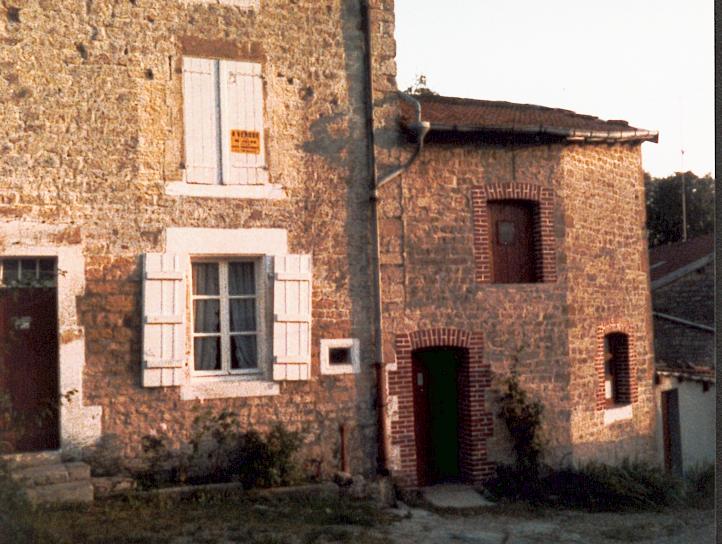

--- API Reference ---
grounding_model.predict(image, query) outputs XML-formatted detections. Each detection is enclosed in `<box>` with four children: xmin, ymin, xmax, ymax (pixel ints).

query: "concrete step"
<box><xmin>1</xmin><ymin>450</ymin><xmax>62</xmax><ymax>471</ymax></box>
<box><xmin>25</xmin><ymin>480</ymin><xmax>94</xmax><ymax>505</ymax></box>
<box><xmin>10</xmin><ymin>461</ymin><xmax>91</xmax><ymax>487</ymax></box>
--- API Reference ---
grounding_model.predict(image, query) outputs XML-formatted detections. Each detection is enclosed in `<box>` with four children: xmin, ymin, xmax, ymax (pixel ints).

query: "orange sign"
<box><xmin>230</xmin><ymin>130</ymin><xmax>261</xmax><ymax>155</ymax></box>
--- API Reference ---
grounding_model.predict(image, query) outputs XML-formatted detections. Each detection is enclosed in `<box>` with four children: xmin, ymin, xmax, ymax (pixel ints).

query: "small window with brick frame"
<box><xmin>487</xmin><ymin>199</ymin><xmax>541</xmax><ymax>283</ymax></box>
<box><xmin>603</xmin><ymin>332</ymin><xmax>632</xmax><ymax>406</ymax></box>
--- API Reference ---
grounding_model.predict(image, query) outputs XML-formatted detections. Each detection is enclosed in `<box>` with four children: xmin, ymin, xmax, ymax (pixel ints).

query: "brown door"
<box><xmin>0</xmin><ymin>266</ymin><xmax>59</xmax><ymax>453</ymax></box>
<box><xmin>661</xmin><ymin>389</ymin><xmax>682</xmax><ymax>475</ymax></box>
<box><xmin>488</xmin><ymin>200</ymin><xmax>537</xmax><ymax>283</ymax></box>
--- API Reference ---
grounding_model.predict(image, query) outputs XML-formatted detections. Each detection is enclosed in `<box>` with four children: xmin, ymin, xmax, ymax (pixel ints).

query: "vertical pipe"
<box><xmin>360</xmin><ymin>0</ymin><xmax>388</xmax><ymax>474</ymax></box>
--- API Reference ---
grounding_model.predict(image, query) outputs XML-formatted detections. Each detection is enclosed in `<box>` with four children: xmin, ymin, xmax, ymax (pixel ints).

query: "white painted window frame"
<box><xmin>166</xmin><ymin>228</ymin><xmax>287</xmax><ymax>400</ymax></box>
<box><xmin>191</xmin><ymin>258</ymin><xmax>265</xmax><ymax>378</ymax></box>
<box><xmin>176</xmin><ymin>56</ymin><xmax>283</xmax><ymax>200</ymax></box>
<box><xmin>320</xmin><ymin>338</ymin><xmax>360</xmax><ymax>375</ymax></box>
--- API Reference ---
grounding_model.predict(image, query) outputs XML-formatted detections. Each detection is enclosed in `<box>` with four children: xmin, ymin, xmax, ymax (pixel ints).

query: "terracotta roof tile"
<box><xmin>400</xmin><ymin>94</ymin><xmax>658</xmax><ymax>143</ymax></box>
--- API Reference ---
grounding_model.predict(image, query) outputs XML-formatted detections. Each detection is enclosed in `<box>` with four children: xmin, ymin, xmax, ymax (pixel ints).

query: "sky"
<box><xmin>394</xmin><ymin>0</ymin><xmax>714</xmax><ymax>178</ymax></box>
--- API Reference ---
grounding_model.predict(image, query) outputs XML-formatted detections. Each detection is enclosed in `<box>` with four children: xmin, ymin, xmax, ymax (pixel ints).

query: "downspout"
<box><xmin>361</xmin><ymin>0</ymin><xmax>430</xmax><ymax>474</ymax></box>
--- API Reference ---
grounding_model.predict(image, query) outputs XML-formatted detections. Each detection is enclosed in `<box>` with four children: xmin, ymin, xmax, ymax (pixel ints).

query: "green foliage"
<box><xmin>486</xmin><ymin>459</ymin><xmax>686</xmax><ymax>511</ymax></box>
<box><xmin>497</xmin><ymin>372</ymin><xmax>544</xmax><ymax>476</ymax></box>
<box><xmin>684</xmin><ymin>463</ymin><xmax>714</xmax><ymax>509</ymax></box>
<box><xmin>645</xmin><ymin>171</ymin><xmax>715</xmax><ymax>247</ymax></box>
<box><xmin>135</xmin><ymin>411</ymin><xmax>301</xmax><ymax>491</ymax></box>
<box><xmin>0</xmin><ymin>460</ymin><xmax>39</xmax><ymax>544</ymax></box>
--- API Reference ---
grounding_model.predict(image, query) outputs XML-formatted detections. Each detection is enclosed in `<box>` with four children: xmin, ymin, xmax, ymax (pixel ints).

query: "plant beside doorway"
<box><xmin>496</xmin><ymin>371</ymin><xmax>545</xmax><ymax>477</ymax></box>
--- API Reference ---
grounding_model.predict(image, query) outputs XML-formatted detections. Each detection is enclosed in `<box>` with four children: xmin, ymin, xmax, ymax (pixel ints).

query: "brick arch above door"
<box><xmin>388</xmin><ymin>328</ymin><xmax>494</xmax><ymax>487</ymax></box>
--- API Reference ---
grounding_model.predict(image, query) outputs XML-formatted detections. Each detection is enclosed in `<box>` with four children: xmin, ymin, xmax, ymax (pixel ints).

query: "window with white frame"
<box><xmin>182</xmin><ymin>57</ymin><xmax>267</xmax><ymax>186</ymax></box>
<box><xmin>320</xmin><ymin>338</ymin><xmax>360</xmax><ymax>375</ymax></box>
<box><xmin>191</xmin><ymin>260</ymin><xmax>262</xmax><ymax>375</ymax></box>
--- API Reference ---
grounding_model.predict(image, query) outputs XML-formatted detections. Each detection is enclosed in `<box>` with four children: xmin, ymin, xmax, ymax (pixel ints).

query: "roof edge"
<box><xmin>418</xmin><ymin>122</ymin><xmax>659</xmax><ymax>143</ymax></box>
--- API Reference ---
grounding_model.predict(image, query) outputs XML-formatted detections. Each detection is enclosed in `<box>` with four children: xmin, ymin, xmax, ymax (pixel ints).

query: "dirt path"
<box><xmin>383</xmin><ymin>504</ymin><xmax>714</xmax><ymax>544</ymax></box>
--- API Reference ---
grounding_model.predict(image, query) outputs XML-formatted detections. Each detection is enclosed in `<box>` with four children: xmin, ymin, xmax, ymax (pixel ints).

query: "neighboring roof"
<box><xmin>656</xmin><ymin>365</ymin><xmax>715</xmax><ymax>385</ymax></box>
<box><xmin>400</xmin><ymin>94</ymin><xmax>659</xmax><ymax>143</ymax></box>
<box><xmin>649</xmin><ymin>233</ymin><xmax>714</xmax><ymax>288</ymax></box>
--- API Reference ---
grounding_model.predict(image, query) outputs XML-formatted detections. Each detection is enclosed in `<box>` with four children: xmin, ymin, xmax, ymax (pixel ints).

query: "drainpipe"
<box><xmin>361</xmin><ymin>1</ymin><xmax>430</xmax><ymax>475</ymax></box>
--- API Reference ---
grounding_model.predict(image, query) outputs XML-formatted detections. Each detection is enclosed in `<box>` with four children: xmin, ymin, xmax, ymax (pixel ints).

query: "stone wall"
<box><xmin>377</xmin><ymin>138</ymin><xmax>657</xmax><ymax>484</ymax></box>
<box><xmin>0</xmin><ymin>0</ymin><xmax>389</xmax><ymax>478</ymax></box>
<box><xmin>561</xmin><ymin>144</ymin><xmax>656</xmax><ymax>464</ymax></box>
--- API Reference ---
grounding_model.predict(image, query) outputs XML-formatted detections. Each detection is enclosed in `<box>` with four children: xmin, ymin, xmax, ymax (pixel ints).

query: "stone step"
<box><xmin>10</xmin><ymin>461</ymin><xmax>91</xmax><ymax>487</ymax></box>
<box><xmin>1</xmin><ymin>450</ymin><xmax>62</xmax><ymax>471</ymax></box>
<box><xmin>25</xmin><ymin>480</ymin><xmax>94</xmax><ymax>505</ymax></box>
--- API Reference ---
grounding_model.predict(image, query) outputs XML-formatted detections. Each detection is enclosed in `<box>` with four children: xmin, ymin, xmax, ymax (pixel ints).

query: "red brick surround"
<box><xmin>389</xmin><ymin>328</ymin><xmax>494</xmax><ymax>487</ymax></box>
<box><xmin>594</xmin><ymin>321</ymin><xmax>639</xmax><ymax>411</ymax></box>
<box><xmin>471</xmin><ymin>183</ymin><xmax>556</xmax><ymax>283</ymax></box>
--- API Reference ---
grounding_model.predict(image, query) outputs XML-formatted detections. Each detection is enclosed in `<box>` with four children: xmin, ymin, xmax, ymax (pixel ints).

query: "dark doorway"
<box><xmin>488</xmin><ymin>199</ymin><xmax>538</xmax><ymax>283</ymax></box>
<box><xmin>661</xmin><ymin>389</ymin><xmax>682</xmax><ymax>476</ymax></box>
<box><xmin>0</xmin><ymin>258</ymin><xmax>60</xmax><ymax>452</ymax></box>
<box><xmin>412</xmin><ymin>347</ymin><xmax>462</xmax><ymax>486</ymax></box>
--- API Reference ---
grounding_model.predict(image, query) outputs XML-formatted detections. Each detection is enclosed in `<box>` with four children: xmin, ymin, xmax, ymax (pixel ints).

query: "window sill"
<box><xmin>180</xmin><ymin>378</ymin><xmax>279</xmax><ymax>401</ymax></box>
<box><xmin>166</xmin><ymin>182</ymin><xmax>285</xmax><ymax>200</ymax></box>
<box><xmin>603</xmin><ymin>403</ymin><xmax>633</xmax><ymax>425</ymax></box>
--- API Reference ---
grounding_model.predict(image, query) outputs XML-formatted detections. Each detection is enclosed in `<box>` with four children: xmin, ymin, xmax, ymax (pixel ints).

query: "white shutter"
<box><xmin>183</xmin><ymin>57</ymin><xmax>220</xmax><ymax>184</ymax></box>
<box><xmin>142</xmin><ymin>253</ymin><xmax>187</xmax><ymax>387</ymax></box>
<box><xmin>219</xmin><ymin>60</ymin><xmax>268</xmax><ymax>185</ymax></box>
<box><xmin>272</xmin><ymin>255</ymin><xmax>312</xmax><ymax>381</ymax></box>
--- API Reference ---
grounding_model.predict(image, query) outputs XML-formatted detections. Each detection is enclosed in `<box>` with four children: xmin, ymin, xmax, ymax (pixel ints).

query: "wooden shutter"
<box><xmin>272</xmin><ymin>255</ymin><xmax>312</xmax><ymax>381</ymax></box>
<box><xmin>183</xmin><ymin>57</ymin><xmax>220</xmax><ymax>184</ymax></box>
<box><xmin>219</xmin><ymin>60</ymin><xmax>268</xmax><ymax>185</ymax></box>
<box><xmin>142</xmin><ymin>253</ymin><xmax>187</xmax><ymax>387</ymax></box>
<box><xmin>488</xmin><ymin>200</ymin><xmax>537</xmax><ymax>283</ymax></box>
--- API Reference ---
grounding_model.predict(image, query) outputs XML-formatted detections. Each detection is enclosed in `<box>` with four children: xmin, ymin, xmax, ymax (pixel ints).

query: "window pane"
<box><xmin>192</xmin><ymin>263</ymin><xmax>219</xmax><ymax>295</ymax></box>
<box><xmin>231</xmin><ymin>335</ymin><xmax>257</xmax><ymax>369</ymax></box>
<box><xmin>228</xmin><ymin>262</ymin><xmax>255</xmax><ymax>296</ymax></box>
<box><xmin>194</xmin><ymin>337</ymin><xmax>221</xmax><ymax>371</ymax></box>
<box><xmin>2</xmin><ymin>260</ymin><xmax>18</xmax><ymax>285</ymax></box>
<box><xmin>38</xmin><ymin>259</ymin><xmax>56</xmax><ymax>283</ymax></box>
<box><xmin>19</xmin><ymin>259</ymin><xmax>37</xmax><ymax>282</ymax></box>
<box><xmin>193</xmin><ymin>300</ymin><xmax>220</xmax><ymax>333</ymax></box>
<box><xmin>229</xmin><ymin>299</ymin><xmax>256</xmax><ymax>332</ymax></box>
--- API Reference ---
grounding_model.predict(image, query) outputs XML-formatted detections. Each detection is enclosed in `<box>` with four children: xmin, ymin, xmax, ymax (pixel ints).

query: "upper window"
<box><xmin>603</xmin><ymin>332</ymin><xmax>631</xmax><ymax>406</ymax></box>
<box><xmin>182</xmin><ymin>57</ymin><xmax>267</xmax><ymax>186</ymax></box>
<box><xmin>0</xmin><ymin>258</ymin><xmax>56</xmax><ymax>288</ymax></box>
<box><xmin>191</xmin><ymin>260</ymin><xmax>261</xmax><ymax>375</ymax></box>
<box><xmin>488</xmin><ymin>199</ymin><xmax>540</xmax><ymax>283</ymax></box>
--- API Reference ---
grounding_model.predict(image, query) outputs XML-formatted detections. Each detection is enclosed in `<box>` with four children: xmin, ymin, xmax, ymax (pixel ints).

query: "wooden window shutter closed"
<box><xmin>142</xmin><ymin>253</ymin><xmax>187</xmax><ymax>387</ymax></box>
<box><xmin>183</xmin><ymin>57</ymin><xmax>220</xmax><ymax>184</ymax></box>
<box><xmin>272</xmin><ymin>255</ymin><xmax>312</xmax><ymax>381</ymax></box>
<box><xmin>219</xmin><ymin>60</ymin><xmax>268</xmax><ymax>185</ymax></box>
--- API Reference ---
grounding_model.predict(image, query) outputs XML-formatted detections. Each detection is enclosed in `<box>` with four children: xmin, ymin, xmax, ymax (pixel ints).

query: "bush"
<box><xmin>485</xmin><ymin>459</ymin><xmax>685</xmax><ymax>511</ymax></box>
<box><xmin>135</xmin><ymin>411</ymin><xmax>301</xmax><ymax>491</ymax></box>
<box><xmin>684</xmin><ymin>463</ymin><xmax>714</xmax><ymax>508</ymax></box>
<box><xmin>0</xmin><ymin>460</ymin><xmax>38</xmax><ymax>544</ymax></box>
<box><xmin>497</xmin><ymin>371</ymin><xmax>544</xmax><ymax>477</ymax></box>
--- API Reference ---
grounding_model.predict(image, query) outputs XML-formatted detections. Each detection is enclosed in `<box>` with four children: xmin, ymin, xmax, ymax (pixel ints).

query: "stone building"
<box><xmin>1</xmin><ymin>0</ymin><xmax>659</xmax><ymax>492</ymax></box>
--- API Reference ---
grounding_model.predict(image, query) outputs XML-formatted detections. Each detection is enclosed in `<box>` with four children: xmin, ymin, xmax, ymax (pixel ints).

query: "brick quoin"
<box><xmin>594</xmin><ymin>321</ymin><xmax>639</xmax><ymax>410</ymax></box>
<box><xmin>471</xmin><ymin>182</ymin><xmax>556</xmax><ymax>284</ymax></box>
<box><xmin>389</xmin><ymin>328</ymin><xmax>494</xmax><ymax>487</ymax></box>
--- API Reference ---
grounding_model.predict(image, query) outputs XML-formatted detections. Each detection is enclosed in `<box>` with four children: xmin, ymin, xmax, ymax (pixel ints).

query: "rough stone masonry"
<box><xmin>0</xmin><ymin>0</ymin><xmax>658</xmax><ymax>487</ymax></box>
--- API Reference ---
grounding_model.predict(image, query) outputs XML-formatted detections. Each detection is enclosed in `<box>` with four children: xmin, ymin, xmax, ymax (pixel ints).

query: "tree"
<box><xmin>403</xmin><ymin>74</ymin><xmax>438</xmax><ymax>96</ymax></box>
<box><xmin>645</xmin><ymin>171</ymin><xmax>715</xmax><ymax>247</ymax></box>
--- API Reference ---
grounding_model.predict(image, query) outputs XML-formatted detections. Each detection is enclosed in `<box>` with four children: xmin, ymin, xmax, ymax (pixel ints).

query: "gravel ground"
<box><xmin>383</xmin><ymin>503</ymin><xmax>715</xmax><ymax>544</ymax></box>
